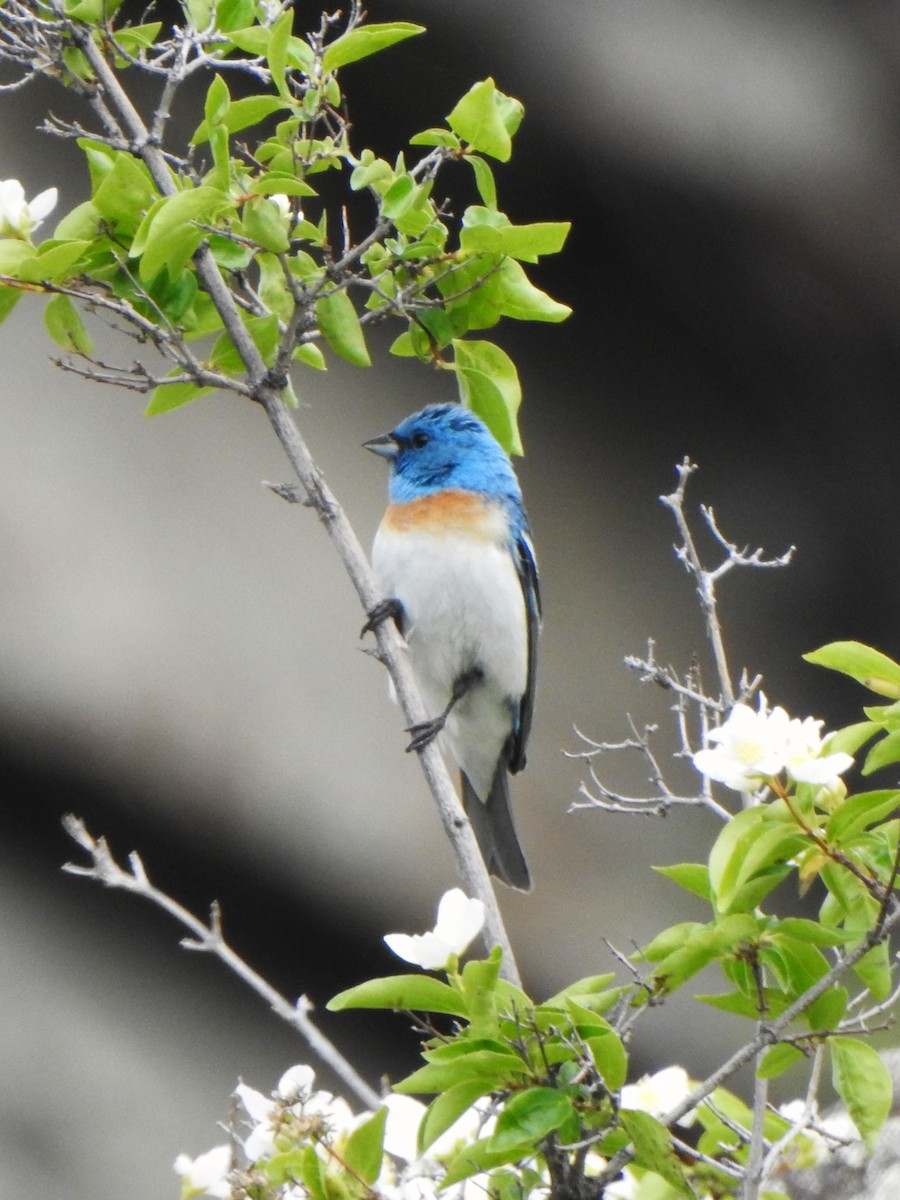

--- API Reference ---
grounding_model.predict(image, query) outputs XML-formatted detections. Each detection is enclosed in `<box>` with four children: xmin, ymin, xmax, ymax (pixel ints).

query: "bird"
<box><xmin>364</xmin><ymin>403</ymin><xmax>540</xmax><ymax>891</ymax></box>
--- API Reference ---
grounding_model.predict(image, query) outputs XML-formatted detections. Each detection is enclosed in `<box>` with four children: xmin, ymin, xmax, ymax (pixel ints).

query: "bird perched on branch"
<box><xmin>364</xmin><ymin>403</ymin><xmax>540</xmax><ymax>890</ymax></box>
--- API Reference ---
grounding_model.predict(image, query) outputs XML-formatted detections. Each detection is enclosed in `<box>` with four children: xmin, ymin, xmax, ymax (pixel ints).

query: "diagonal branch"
<box><xmin>69</xmin><ymin>20</ymin><xmax>521</xmax><ymax>986</ymax></box>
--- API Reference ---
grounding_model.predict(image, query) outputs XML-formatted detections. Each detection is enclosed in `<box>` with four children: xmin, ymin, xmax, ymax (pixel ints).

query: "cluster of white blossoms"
<box><xmin>0</xmin><ymin>178</ymin><xmax>57</xmax><ymax>239</ymax></box>
<box><xmin>174</xmin><ymin>1062</ymin><xmax>497</xmax><ymax>1200</ymax></box>
<box><xmin>692</xmin><ymin>692</ymin><xmax>854</xmax><ymax>793</ymax></box>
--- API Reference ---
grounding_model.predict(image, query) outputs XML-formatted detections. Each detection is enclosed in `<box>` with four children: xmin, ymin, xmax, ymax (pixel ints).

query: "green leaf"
<box><xmin>757</xmin><ymin>1043</ymin><xmax>805</xmax><ymax>1079</ymax></box>
<box><xmin>542</xmin><ymin>974</ymin><xmax>617</xmax><ymax>1008</ymax></box>
<box><xmin>804</xmin><ymin>641</ymin><xmax>900</xmax><ymax>699</ymax></box>
<box><xmin>253</xmin><ymin>173</ymin><xmax>317</xmax><ymax>198</ymax></box>
<box><xmin>210</xmin><ymin>314</ymin><xmax>280</xmax><ymax>373</ymax></box>
<box><xmin>292</xmin><ymin>343</ymin><xmax>327</xmax><ymax>370</ymax></box>
<box><xmin>650</xmin><ymin>914</ymin><xmax>760</xmax><ymax>993</ymax></box>
<box><xmin>215</xmin><ymin>0</ymin><xmax>255</xmax><ymax>32</ymax></box>
<box><xmin>585</xmin><ymin>1028</ymin><xmax>628</xmax><ymax>1091</ymax></box>
<box><xmin>268</xmin><ymin>10</ymin><xmax>294</xmax><ymax>100</ymax></box>
<box><xmin>708</xmin><ymin>805</ymin><xmax>802</xmax><ymax>914</ymax></box>
<box><xmin>53</xmin><ymin>201</ymin><xmax>102</xmax><ymax>242</ymax></box>
<box><xmin>92</xmin><ymin>153</ymin><xmax>157</xmax><ymax>234</ymax></box>
<box><xmin>640</xmin><ymin>922</ymin><xmax>707</xmax><ymax>962</ymax></box>
<box><xmin>204</xmin><ymin>74</ymin><xmax>230</xmax><ymax>131</ymax></box>
<box><xmin>114</xmin><ymin>22</ymin><xmax>163</xmax><ymax>53</ymax></box>
<box><xmin>826</xmin><ymin>790</ymin><xmax>900</xmax><ymax>841</ymax></box>
<box><xmin>43</xmin><ymin>295</ymin><xmax>93</xmax><ymax>354</ymax></box>
<box><xmin>618</xmin><ymin>1110</ymin><xmax>691</xmax><ymax>1195</ymax></box>
<box><xmin>487</xmin><ymin>258</ymin><xmax>571</xmax><ymax>322</ymax></box>
<box><xmin>327</xmin><ymin>974</ymin><xmax>467</xmax><ymax>1016</ymax></box>
<box><xmin>409</xmin><ymin>128</ymin><xmax>462</xmax><ymax>150</ymax></box>
<box><xmin>191</xmin><ymin>95</ymin><xmax>289</xmax><ymax>144</ymax></box>
<box><xmin>242</xmin><ymin>196</ymin><xmax>290</xmax><ymax>253</ymax></box>
<box><xmin>316</xmin><ymin>289</ymin><xmax>371</xmax><ymax>367</ymax></box>
<box><xmin>442</xmin><ymin>1135</ymin><xmax>529</xmax><ymax>1187</ymax></box>
<box><xmin>0</xmin><ymin>284</ymin><xmax>21</xmax><ymax>324</ymax></box>
<box><xmin>145</xmin><ymin>378</ymin><xmax>216</xmax><ymax>416</ymax></box>
<box><xmin>806</xmin><ymin>985</ymin><xmax>848</xmax><ymax>1031</ymax></box>
<box><xmin>468</xmin><ymin>156</ymin><xmax>497</xmax><ymax>209</ymax></box>
<box><xmin>864</xmin><ymin>729</ymin><xmax>900</xmax><ymax>774</ymax></box>
<box><xmin>652</xmin><ymin>862</ymin><xmax>711</xmax><ymax>901</ymax></box>
<box><xmin>697</xmin><ymin>989</ymin><xmax>790</xmax><ymax>1021</ymax></box>
<box><xmin>343</xmin><ymin>1107</ymin><xmax>387</xmax><ymax>1185</ymax></box>
<box><xmin>322</xmin><ymin>22</ymin><xmax>425</xmax><ymax>72</ymax></box>
<box><xmin>490</xmin><ymin>1088</ymin><xmax>574</xmax><ymax>1155</ymax></box>
<box><xmin>395</xmin><ymin>1047</ymin><xmax>525</xmax><ymax>1096</ymax></box>
<box><xmin>418</xmin><ymin>1080</ymin><xmax>490</xmax><ymax>1154</ymax></box>
<box><xmin>459</xmin><ymin>948</ymin><xmax>503</xmax><ymax>1038</ymax></box>
<box><xmin>447</xmin><ymin>79</ymin><xmax>521</xmax><ymax>162</ymax></box>
<box><xmin>774</xmin><ymin>918</ymin><xmax>847</xmax><ymax>947</ymax></box>
<box><xmin>19</xmin><ymin>241</ymin><xmax>92</xmax><ymax>284</ymax></box>
<box><xmin>132</xmin><ymin>186</ymin><xmax>229</xmax><ymax>281</ymax></box>
<box><xmin>831</xmin><ymin>1036</ymin><xmax>893</xmax><ymax>1149</ymax></box>
<box><xmin>451</xmin><ymin>338</ymin><xmax>522</xmax><ymax>455</ymax></box>
<box><xmin>460</xmin><ymin>214</ymin><xmax>571</xmax><ymax>263</ymax></box>
<box><xmin>853</xmin><ymin>939</ymin><xmax>892</xmax><ymax>1001</ymax></box>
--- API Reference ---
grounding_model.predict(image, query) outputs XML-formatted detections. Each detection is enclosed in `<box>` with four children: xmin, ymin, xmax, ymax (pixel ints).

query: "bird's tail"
<box><xmin>462</xmin><ymin>763</ymin><xmax>531</xmax><ymax>892</ymax></box>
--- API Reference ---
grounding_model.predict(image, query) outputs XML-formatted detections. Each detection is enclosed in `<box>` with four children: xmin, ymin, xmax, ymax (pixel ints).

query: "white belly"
<box><xmin>372</xmin><ymin>526</ymin><xmax>527</xmax><ymax>799</ymax></box>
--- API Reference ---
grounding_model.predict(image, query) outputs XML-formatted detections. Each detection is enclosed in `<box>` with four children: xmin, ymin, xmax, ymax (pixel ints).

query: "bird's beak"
<box><xmin>363</xmin><ymin>433</ymin><xmax>398</xmax><ymax>460</ymax></box>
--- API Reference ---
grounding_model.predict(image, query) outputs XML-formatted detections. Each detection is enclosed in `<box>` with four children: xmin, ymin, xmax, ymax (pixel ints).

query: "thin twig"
<box><xmin>61</xmin><ymin>814</ymin><xmax>382</xmax><ymax>1110</ymax></box>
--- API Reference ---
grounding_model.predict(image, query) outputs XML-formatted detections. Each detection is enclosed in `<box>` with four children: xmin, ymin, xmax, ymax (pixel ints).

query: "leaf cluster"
<box><xmin>0</xmin><ymin>1</ymin><xmax>570</xmax><ymax>450</ymax></box>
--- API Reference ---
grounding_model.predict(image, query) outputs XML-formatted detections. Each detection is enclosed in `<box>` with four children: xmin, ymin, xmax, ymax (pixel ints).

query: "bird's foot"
<box><xmin>361</xmin><ymin>597</ymin><xmax>404</xmax><ymax>638</ymax></box>
<box><xmin>405</xmin><ymin>715</ymin><xmax>446</xmax><ymax>753</ymax></box>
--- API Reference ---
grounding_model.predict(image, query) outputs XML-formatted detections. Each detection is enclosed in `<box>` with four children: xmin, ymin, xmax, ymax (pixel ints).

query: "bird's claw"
<box><xmin>361</xmin><ymin>597</ymin><xmax>404</xmax><ymax>638</ymax></box>
<box><xmin>405</xmin><ymin>716</ymin><xmax>445</xmax><ymax>753</ymax></box>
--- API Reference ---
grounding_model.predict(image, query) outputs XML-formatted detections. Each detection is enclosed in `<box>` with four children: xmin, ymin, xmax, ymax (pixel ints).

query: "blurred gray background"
<box><xmin>3</xmin><ymin>0</ymin><xmax>900</xmax><ymax>1195</ymax></box>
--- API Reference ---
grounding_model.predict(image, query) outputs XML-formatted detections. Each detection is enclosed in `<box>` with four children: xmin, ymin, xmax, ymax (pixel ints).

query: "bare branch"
<box><xmin>61</xmin><ymin>814</ymin><xmax>382</xmax><ymax>1111</ymax></box>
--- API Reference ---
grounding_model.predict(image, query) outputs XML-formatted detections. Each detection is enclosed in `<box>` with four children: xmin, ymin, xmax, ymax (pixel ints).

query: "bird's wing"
<box><xmin>509</xmin><ymin>528</ymin><xmax>541</xmax><ymax>774</ymax></box>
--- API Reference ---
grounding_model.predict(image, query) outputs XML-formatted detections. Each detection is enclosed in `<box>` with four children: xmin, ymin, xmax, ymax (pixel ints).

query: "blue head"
<box><xmin>365</xmin><ymin>404</ymin><xmax>525</xmax><ymax>525</ymax></box>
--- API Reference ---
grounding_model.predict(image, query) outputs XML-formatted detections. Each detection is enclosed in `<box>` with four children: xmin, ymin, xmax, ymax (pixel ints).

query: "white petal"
<box><xmin>27</xmin><ymin>186</ymin><xmax>58</xmax><ymax>225</ymax></box>
<box><xmin>433</xmin><ymin>889</ymin><xmax>485</xmax><ymax>954</ymax></box>
<box><xmin>235</xmin><ymin>1081</ymin><xmax>274</xmax><ymax>1123</ymax></box>
<box><xmin>383</xmin><ymin>1094</ymin><xmax>426</xmax><ymax>1161</ymax></box>
<box><xmin>384</xmin><ymin>931</ymin><xmax>453</xmax><ymax>970</ymax></box>
<box><xmin>277</xmin><ymin>1063</ymin><xmax>316</xmax><ymax>1101</ymax></box>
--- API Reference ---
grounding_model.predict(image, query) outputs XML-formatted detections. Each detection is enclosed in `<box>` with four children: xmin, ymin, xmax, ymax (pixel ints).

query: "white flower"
<box><xmin>0</xmin><ymin>178</ymin><xmax>57</xmax><ymax>238</ymax></box>
<box><xmin>693</xmin><ymin>693</ymin><xmax>853</xmax><ymax>793</ymax></box>
<box><xmin>620</xmin><ymin>1066</ymin><xmax>696</xmax><ymax>1126</ymax></box>
<box><xmin>173</xmin><ymin>1144</ymin><xmax>231</xmax><ymax>1198</ymax></box>
<box><xmin>384</xmin><ymin>888</ymin><xmax>485</xmax><ymax>971</ymax></box>
<box><xmin>783</xmin><ymin>716</ymin><xmax>854</xmax><ymax>787</ymax></box>
<box><xmin>237</xmin><ymin>1065</ymin><xmax>357</xmax><ymax>1162</ymax></box>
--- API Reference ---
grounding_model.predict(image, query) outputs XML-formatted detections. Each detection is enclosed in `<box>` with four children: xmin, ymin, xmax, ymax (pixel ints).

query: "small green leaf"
<box><xmin>418</xmin><ymin>1080</ymin><xmax>490</xmax><ymax>1154</ymax></box>
<box><xmin>19</xmin><ymin>241</ymin><xmax>92</xmax><ymax>283</ymax></box>
<box><xmin>316</xmin><ymin>289</ymin><xmax>371</xmax><ymax>367</ymax></box>
<box><xmin>826</xmin><ymin>790</ymin><xmax>900</xmax><ymax>841</ymax></box>
<box><xmin>409</xmin><ymin>128</ymin><xmax>461</xmax><ymax>150</ymax></box>
<box><xmin>448</xmin><ymin>79</ymin><xmax>521</xmax><ymax>162</ymax></box>
<box><xmin>618</xmin><ymin>1110</ymin><xmax>691</xmax><ymax>1195</ymax></box>
<box><xmin>327</xmin><ymin>974</ymin><xmax>467</xmax><ymax>1016</ymax></box>
<box><xmin>253</xmin><ymin>173</ymin><xmax>317</xmax><ymax>198</ymax></box>
<box><xmin>204</xmin><ymin>74</ymin><xmax>230</xmax><ymax>131</ymax></box>
<box><xmin>442</xmin><ymin>1135</ymin><xmax>528</xmax><ymax>1187</ymax></box>
<box><xmin>343</xmin><ymin>1107</ymin><xmax>387</xmax><ymax>1185</ymax></box>
<box><xmin>43</xmin><ymin>294</ymin><xmax>93</xmax><ymax>354</ymax></box>
<box><xmin>864</xmin><ymin>730</ymin><xmax>900</xmax><ymax>775</ymax></box>
<box><xmin>831</xmin><ymin>1036</ymin><xmax>892</xmax><ymax>1149</ymax></box>
<box><xmin>451</xmin><ymin>338</ymin><xmax>522</xmax><ymax>455</ymax></box>
<box><xmin>490</xmin><ymin>1088</ymin><xmax>574</xmax><ymax>1155</ymax></box>
<box><xmin>292</xmin><ymin>343</ymin><xmax>327</xmax><ymax>370</ymax></box>
<box><xmin>652</xmin><ymin>862</ymin><xmax>711</xmax><ymax>900</ymax></box>
<box><xmin>467</xmin><ymin>156</ymin><xmax>497</xmax><ymax>208</ymax></box>
<box><xmin>853</xmin><ymin>939</ymin><xmax>892</xmax><ymax>1001</ymax></box>
<box><xmin>242</xmin><ymin>196</ymin><xmax>290</xmax><ymax>253</ymax></box>
<box><xmin>133</xmin><ymin>186</ymin><xmax>229</xmax><ymax>281</ymax></box>
<box><xmin>585</xmin><ymin>1029</ymin><xmax>628</xmax><ymax>1091</ymax></box>
<box><xmin>92</xmin><ymin>153</ymin><xmax>156</xmax><ymax>233</ymax></box>
<box><xmin>757</xmin><ymin>1043</ymin><xmax>805</xmax><ymax>1079</ymax></box>
<box><xmin>268</xmin><ymin>9</ymin><xmax>294</xmax><ymax>100</ymax></box>
<box><xmin>145</xmin><ymin>378</ymin><xmax>215</xmax><ymax>416</ymax></box>
<box><xmin>322</xmin><ymin>22</ymin><xmax>425</xmax><ymax>72</ymax></box>
<box><xmin>191</xmin><ymin>96</ymin><xmax>289</xmax><ymax>144</ymax></box>
<box><xmin>396</xmin><ymin>1045</ymin><xmax>525</xmax><ymax>1097</ymax></box>
<box><xmin>487</xmin><ymin>258</ymin><xmax>571</xmax><ymax>322</ymax></box>
<box><xmin>542</xmin><ymin>974</ymin><xmax>617</xmax><ymax>1008</ymax></box>
<box><xmin>460</xmin><ymin>214</ymin><xmax>571</xmax><ymax>263</ymax></box>
<box><xmin>804</xmin><ymin>641</ymin><xmax>900</xmax><ymax>699</ymax></box>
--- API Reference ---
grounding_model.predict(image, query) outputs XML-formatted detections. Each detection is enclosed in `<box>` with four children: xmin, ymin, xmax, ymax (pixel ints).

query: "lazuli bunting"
<box><xmin>364</xmin><ymin>403</ymin><xmax>540</xmax><ymax>891</ymax></box>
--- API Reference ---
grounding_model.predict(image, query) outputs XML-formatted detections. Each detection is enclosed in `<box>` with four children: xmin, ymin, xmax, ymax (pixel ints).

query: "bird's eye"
<box><xmin>411</xmin><ymin>431</ymin><xmax>430</xmax><ymax>449</ymax></box>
